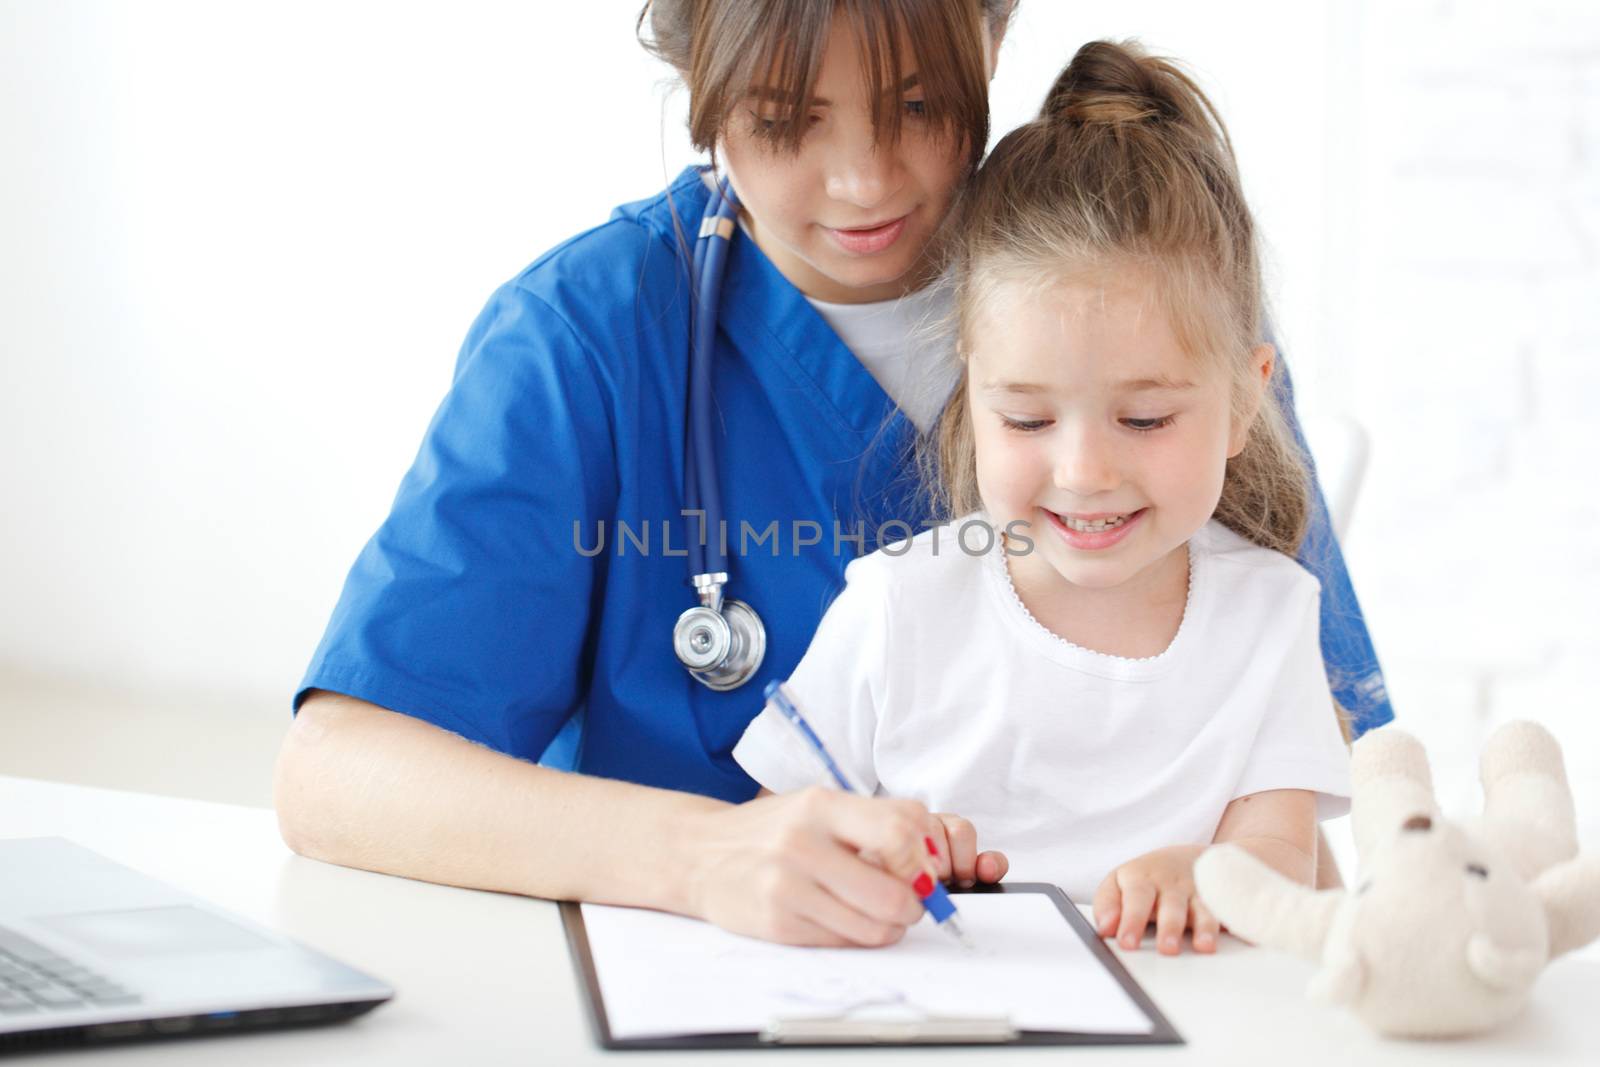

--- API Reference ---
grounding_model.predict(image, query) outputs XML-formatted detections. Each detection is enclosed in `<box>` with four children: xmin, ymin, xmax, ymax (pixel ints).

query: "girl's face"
<box><xmin>719</xmin><ymin>15</ymin><xmax>991</xmax><ymax>304</ymax></box>
<box><xmin>967</xmin><ymin>268</ymin><xmax>1272</xmax><ymax>597</ymax></box>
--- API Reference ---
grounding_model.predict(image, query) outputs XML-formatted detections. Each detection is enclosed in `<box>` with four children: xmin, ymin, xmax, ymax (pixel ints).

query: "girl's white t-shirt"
<box><xmin>732</xmin><ymin>516</ymin><xmax>1352</xmax><ymax>902</ymax></box>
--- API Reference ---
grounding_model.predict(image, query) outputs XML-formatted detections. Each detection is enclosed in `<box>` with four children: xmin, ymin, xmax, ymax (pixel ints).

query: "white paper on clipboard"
<box><xmin>579</xmin><ymin>892</ymin><xmax>1155</xmax><ymax>1041</ymax></box>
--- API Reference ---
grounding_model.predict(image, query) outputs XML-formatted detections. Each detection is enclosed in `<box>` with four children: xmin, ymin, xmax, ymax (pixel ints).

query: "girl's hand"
<box><xmin>924</xmin><ymin>812</ymin><xmax>1009</xmax><ymax>889</ymax></box>
<box><xmin>1092</xmin><ymin>843</ymin><xmax>1221</xmax><ymax>955</ymax></box>
<box><xmin>683</xmin><ymin>787</ymin><xmax>941</xmax><ymax>948</ymax></box>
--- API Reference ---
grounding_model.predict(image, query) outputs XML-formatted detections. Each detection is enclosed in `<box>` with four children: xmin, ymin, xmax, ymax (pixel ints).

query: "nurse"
<box><xmin>278</xmin><ymin>0</ymin><xmax>1016</xmax><ymax>950</ymax></box>
<box><xmin>275</xmin><ymin>0</ymin><xmax>1390</xmax><ymax>947</ymax></box>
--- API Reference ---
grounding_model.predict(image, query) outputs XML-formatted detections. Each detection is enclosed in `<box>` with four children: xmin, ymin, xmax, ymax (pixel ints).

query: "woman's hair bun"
<box><xmin>1042</xmin><ymin>39</ymin><xmax>1199</xmax><ymax>132</ymax></box>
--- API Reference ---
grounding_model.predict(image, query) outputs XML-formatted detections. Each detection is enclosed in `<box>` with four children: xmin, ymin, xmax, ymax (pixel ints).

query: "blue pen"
<box><xmin>763</xmin><ymin>680</ymin><xmax>972</xmax><ymax>948</ymax></box>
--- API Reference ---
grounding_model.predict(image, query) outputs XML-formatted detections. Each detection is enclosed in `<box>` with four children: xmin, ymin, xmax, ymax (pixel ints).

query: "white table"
<box><xmin>2</xmin><ymin>774</ymin><xmax>1595</xmax><ymax>1065</ymax></box>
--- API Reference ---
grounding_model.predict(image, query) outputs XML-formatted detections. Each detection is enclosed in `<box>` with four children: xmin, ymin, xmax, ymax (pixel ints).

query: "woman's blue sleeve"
<box><xmin>1275</xmin><ymin>360</ymin><xmax>1395</xmax><ymax>739</ymax></box>
<box><xmin>294</xmin><ymin>281</ymin><xmax>618</xmax><ymax>759</ymax></box>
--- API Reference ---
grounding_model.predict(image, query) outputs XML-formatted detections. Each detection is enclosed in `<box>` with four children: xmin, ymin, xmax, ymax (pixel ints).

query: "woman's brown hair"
<box><xmin>931</xmin><ymin>39</ymin><xmax>1311</xmax><ymax>558</ymax></box>
<box><xmin>639</xmin><ymin>0</ymin><xmax>1016</xmax><ymax>165</ymax></box>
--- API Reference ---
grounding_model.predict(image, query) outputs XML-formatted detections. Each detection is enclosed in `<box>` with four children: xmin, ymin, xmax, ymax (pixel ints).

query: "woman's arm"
<box><xmin>275</xmin><ymin>691</ymin><xmax>935</xmax><ymax>947</ymax></box>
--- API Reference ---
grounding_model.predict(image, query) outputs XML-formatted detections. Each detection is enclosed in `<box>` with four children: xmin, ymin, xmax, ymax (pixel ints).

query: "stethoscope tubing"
<box><xmin>686</xmin><ymin>177</ymin><xmax>741</xmax><ymax>578</ymax></box>
<box><xmin>672</xmin><ymin>174</ymin><xmax>768</xmax><ymax>692</ymax></box>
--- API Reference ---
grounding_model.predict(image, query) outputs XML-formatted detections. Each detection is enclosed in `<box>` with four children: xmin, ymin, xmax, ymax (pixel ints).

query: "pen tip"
<box><xmin>943</xmin><ymin>916</ymin><xmax>975</xmax><ymax>951</ymax></box>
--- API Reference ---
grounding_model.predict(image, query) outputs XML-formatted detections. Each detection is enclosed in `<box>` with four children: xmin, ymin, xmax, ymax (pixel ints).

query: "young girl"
<box><xmin>733</xmin><ymin>39</ymin><xmax>1352</xmax><ymax>955</ymax></box>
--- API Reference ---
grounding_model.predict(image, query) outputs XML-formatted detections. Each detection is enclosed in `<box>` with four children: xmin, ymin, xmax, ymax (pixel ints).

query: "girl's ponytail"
<box><xmin>1041</xmin><ymin>39</ymin><xmax>1221</xmax><ymax>144</ymax></box>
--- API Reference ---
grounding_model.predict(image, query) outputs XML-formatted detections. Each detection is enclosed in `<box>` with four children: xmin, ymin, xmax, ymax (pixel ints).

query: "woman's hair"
<box><xmin>638</xmin><ymin>0</ymin><xmax>1016</xmax><ymax>166</ymax></box>
<box><xmin>930</xmin><ymin>39</ymin><xmax>1311</xmax><ymax>557</ymax></box>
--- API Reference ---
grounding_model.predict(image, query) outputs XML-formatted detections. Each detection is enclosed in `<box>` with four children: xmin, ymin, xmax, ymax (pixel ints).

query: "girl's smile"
<box><xmin>1044</xmin><ymin>506</ymin><xmax>1148</xmax><ymax>551</ymax></box>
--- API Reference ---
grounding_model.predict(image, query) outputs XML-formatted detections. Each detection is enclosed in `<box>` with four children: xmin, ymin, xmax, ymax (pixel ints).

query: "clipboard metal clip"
<box><xmin>761</xmin><ymin>1009</ymin><xmax>1018</xmax><ymax>1045</ymax></box>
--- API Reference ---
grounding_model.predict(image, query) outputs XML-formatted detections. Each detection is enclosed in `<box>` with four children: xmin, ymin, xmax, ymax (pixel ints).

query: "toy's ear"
<box><xmin>1534</xmin><ymin>853</ymin><xmax>1600</xmax><ymax>959</ymax></box>
<box><xmin>1194</xmin><ymin>844</ymin><xmax>1345</xmax><ymax>964</ymax></box>
<box><xmin>1466</xmin><ymin>935</ymin><xmax>1546</xmax><ymax>991</ymax></box>
<box><xmin>1351</xmin><ymin>729</ymin><xmax>1439</xmax><ymax>860</ymax></box>
<box><xmin>1480</xmin><ymin>720</ymin><xmax>1579</xmax><ymax>880</ymax></box>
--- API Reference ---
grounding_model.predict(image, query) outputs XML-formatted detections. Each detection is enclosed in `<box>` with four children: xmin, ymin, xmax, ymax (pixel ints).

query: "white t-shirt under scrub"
<box><xmin>804</xmin><ymin>282</ymin><xmax>959</xmax><ymax>434</ymax></box>
<box><xmin>732</xmin><ymin>516</ymin><xmax>1352</xmax><ymax>902</ymax></box>
<box><xmin>703</xmin><ymin>168</ymin><xmax>959</xmax><ymax>433</ymax></box>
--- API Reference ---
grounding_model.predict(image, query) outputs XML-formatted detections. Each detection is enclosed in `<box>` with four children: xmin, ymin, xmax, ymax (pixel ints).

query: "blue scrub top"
<box><xmin>297</xmin><ymin>166</ymin><xmax>1392</xmax><ymax>804</ymax></box>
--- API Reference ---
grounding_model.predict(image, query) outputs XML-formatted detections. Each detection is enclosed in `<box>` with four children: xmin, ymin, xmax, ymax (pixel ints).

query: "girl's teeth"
<box><xmin>1060</xmin><ymin>513</ymin><xmax>1128</xmax><ymax>533</ymax></box>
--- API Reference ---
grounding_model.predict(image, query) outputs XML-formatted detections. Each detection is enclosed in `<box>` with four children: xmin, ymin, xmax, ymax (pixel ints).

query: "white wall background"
<box><xmin>2</xmin><ymin>2</ymin><xmax>1596</xmax><ymax>822</ymax></box>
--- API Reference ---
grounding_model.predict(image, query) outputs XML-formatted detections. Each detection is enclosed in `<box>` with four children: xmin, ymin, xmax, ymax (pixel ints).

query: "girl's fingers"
<box><xmin>1190</xmin><ymin>898</ymin><xmax>1221</xmax><ymax>954</ymax></box>
<box><xmin>975</xmin><ymin>849</ymin><xmax>1008</xmax><ymax>884</ymax></box>
<box><xmin>1154</xmin><ymin>889</ymin><xmax>1189</xmax><ymax>956</ymax></box>
<box><xmin>934</xmin><ymin>814</ymin><xmax>979</xmax><ymax>885</ymax></box>
<box><xmin>1092</xmin><ymin>873</ymin><xmax>1122</xmax><ymax>938</ymax></box>
<box><xmin>1115</xmin><ymin>880</ymin><xmax>1158</xmax><ymax>950</ymax></box>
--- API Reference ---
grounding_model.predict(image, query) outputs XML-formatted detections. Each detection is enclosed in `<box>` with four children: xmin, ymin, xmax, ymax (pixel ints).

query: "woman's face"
<box><xmin>719</xmin><ymin>15</ymin><xmax>994</xmax><ymax>304</ymax></box>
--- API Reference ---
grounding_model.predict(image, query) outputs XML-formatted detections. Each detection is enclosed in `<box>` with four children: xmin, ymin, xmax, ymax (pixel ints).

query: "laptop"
<box><xmin>0</xmin><ymin>837</ymin><xmax>394</xmax><ymax>1054</ymax></box>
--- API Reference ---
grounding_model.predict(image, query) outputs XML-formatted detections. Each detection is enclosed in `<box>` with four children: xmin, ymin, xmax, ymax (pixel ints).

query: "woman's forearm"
<box><xmin>273</xmin><ymin>691</ymin><xmax>727</xmax><ymax>913</ymax></box>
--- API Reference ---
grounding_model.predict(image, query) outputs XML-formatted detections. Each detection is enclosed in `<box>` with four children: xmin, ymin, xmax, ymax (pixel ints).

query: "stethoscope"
<box><xmin>671</xmin><ymin>176</ymin><xmax>768</xmax><ymax>691</ymax></box>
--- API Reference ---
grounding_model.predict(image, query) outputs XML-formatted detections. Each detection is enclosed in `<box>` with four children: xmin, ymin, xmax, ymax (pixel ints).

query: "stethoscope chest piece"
<box><xmin>674</xmin><ymin>596</ymin><xmax>766</xmax><ymax>691</ymax></box>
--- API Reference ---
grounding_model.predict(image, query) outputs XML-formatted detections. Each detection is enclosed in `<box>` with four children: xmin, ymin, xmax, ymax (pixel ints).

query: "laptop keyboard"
<box><xmin>0</xmin><ymin>927</ymin><xmax>141</xmax><ymax>1015</ymax></box>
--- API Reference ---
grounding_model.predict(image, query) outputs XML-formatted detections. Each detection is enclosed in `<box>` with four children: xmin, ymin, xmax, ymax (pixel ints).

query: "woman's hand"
<box><xmin>924</xmin><ymin>812</ymin><xmax>1009</xmax><ymax>889</ymax></box>
<box><xmin>682</xmin><ymin>787</ymin><xmax>943</xmax><ymax>947</ymax></box>
<box><xmin>1091</xmin><ymin>843</ymin><xmax>1220</xmax><ymax>955</ymax></box>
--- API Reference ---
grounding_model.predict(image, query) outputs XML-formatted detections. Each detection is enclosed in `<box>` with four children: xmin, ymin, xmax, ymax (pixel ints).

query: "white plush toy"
<box><xmin>1194</xmin><ymin>720</ymin><xmax>1600</xmax><ymax>1038</ymax></box>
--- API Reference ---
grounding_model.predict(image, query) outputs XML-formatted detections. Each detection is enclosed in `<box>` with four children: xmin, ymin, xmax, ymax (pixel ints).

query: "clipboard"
<box><xmin>560</xmin><ymin>882</ymin><xmax>1182</xmax><ymax>1049</ymax></box>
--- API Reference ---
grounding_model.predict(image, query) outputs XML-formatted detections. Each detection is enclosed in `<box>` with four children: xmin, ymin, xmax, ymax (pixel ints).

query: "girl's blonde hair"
<box><xmin>929</xmin><ymin>39</ymin><xmax>1311</xmax><ymax>557</ymax></box>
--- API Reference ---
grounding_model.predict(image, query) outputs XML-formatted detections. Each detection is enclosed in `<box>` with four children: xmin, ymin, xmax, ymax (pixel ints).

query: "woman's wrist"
<box><xmin>633</xmin><ymin>789</ymin><xmax>731</xmax><ymax>919</ymax></box>
<box><xmin>495</xmin><ymin>764</ymin><xmax>729</xmax><ymax>914</ymax></box>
